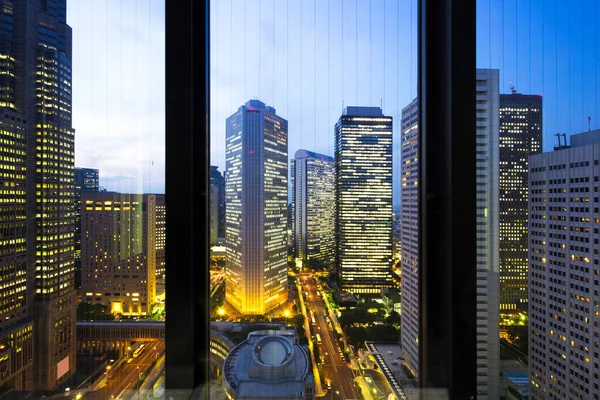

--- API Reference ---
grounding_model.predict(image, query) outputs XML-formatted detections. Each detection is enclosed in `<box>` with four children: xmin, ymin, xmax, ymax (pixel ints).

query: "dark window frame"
<box><xmin>164</xmin><ymin>0</ymin><xmax>478</xmax><ymax>397</ymax></box>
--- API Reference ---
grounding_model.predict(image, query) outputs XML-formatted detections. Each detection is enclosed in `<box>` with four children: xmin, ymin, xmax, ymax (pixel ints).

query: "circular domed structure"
<box><xmin>222</xmin><ymin>329</ymin><xmax>315</xmax><ymax>399</ymax></box>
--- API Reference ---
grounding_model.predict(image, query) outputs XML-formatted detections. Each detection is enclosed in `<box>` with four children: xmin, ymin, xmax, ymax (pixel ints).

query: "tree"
<box><xmin>384</xmin><ymin>311</ymin><xmax>401</xmax><ymax>327</ymax></box>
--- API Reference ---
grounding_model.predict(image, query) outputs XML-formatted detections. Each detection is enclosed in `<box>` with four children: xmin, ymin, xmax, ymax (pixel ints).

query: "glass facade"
<box><xmin>334</xmin><ymin>106</ymin><xmax>393</xmax><ymax>294</ymax></box>
<box><xmin>291</xmin><ymin>149</ymin><xmax>335</xmax><ymax>266</ymax></box>
<box><xmin>499</xmin><ymin>93</ymin><xmax>542</xmax><ymax>311</ymax></box>
<box><xmin>225</xmin><ymin>100</ymin><xmax>288</xmax><ymax>315</ymax></box>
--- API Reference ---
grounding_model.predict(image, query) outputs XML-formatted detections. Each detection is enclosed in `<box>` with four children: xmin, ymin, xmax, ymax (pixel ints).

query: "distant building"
<box><xmin>74</xmin><ymin>168</ymin><xmax>100</xmax><ymax>286</ymax></box>
<box><xmin>210</xmin><ymin>166</ymin><xmax>225</xmax><ymax>244</ymax></box>
<box><xmin>82</xmin><ymin>193</ymin><xmax>159</xmax><ymax>316</ymax></box>
<box><xmin>225</xmin><ymin>100</ymin><xmax>288</xmax><ymax>315</ymax></box>
<box><xmin>155</xmin><ymin>195</ymin><xmax>166</xmax><ymax>284</ymax></box>
<box><xmin>334</xmin><ymin>106</ymin><xmax>393</xmax><ymax>294</ymax></box>
<box><xmin>400</xmin><ymin>69</ymin><xmax>500</xmax><ymax>399</ymax></box>
<box><xmin>499</xmin><ymin>93</ymin><xmax>542</xmax><ymax>311</ymax></box>
<box><xmin>291</xmin><ymin>149</ymin><xmax>335</xmax><ymax>266</ymax></box>
<box><xmin>222</xmin><ymin>330</ymin><xmax>315</xmax><ymax>400</ymax></box>
<box><xmin>528</xmin><ymin>129</ymin><xmax>600</xmax><ymax>400</ymax></box>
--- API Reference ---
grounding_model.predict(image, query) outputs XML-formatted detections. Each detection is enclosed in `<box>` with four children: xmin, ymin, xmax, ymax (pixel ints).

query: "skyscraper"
<box><xmin>400</xmin><ymin>98</ymin><xmax>419</xmax><ymax>377</ymax></box>
<box><xmin>0</xmin><ymin>0</ymin><xmax>75</xmax><ymax>390</ymax></box>
<box><xmin>528</xmin><ymin>129</ymin><xmax>600</xmax><ymax>400</ymax></box>
<box><xmin>225</xmin><ymin>100</ymin><xmax>288</xmax><ymax>315</ymax></box>
<box><xmin>81</xmin><ymin>193</ymin><xmax>158</xmax><ymax>316</ymax></box>
<box><xmin>499</xmin><ymin>93</ymin><xmax>542</xmax><ymax>311</ymax></box>
<box><xmin>400</xmin><ymin>69</ymin><xmax>500</xmax><ymax>399</ymax></box>
<box><xmin>74</xmin><ymin>168</ymin><xmax>99</xmax><ymax>287</ymax></box>
<box><xmin>210</xmin><ymin>166</ymin><xmax>225</xmax><ymax>244</ymax></box>
<box><xmin>334</xmin><ymin>106</ymin><xmax>393</xmax><ymax>294</ymax></box>
<box><xmin>291</xmin><ymin>149</ymin><xmax>335</xmax><ymax>267</ymax></box>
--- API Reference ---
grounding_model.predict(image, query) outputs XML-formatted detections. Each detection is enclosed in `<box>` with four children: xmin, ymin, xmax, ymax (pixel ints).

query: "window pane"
<box><xmin>210</xmin><ymin>0</ymin><xmax>416</xmax><ymax>399</ymax></box>
<box><xmin>0</xmin><ymin>1</ymin><xmax>164</xmax><ymax>397</ymax></box>
<box><xmin>477</xmin><ymin>1</ymin><xmax>599</xmax><ymax>399</ymax></box>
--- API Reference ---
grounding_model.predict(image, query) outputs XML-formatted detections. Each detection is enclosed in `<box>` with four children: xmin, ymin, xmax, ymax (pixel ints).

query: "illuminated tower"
<box><xmin>334</xmin><ymin>106</ymin><xmax>393</xmax><ymax>294</ymax></box>
<box><xmin>225</xmin><ymin>100</ymin><xmax>288</xmax><ymax>315</ymax></box>
<box><xmin>291</xmin><ymin>149</ymin><xmax>335</xmax><ymax>266</ymax></box>
<box><xmin>499</xmin><ymin>92</ymin><xmax>542</xmax><ymax>311</ymax></box>
<box><xmin>0</xmin><ymin>0</ymin><xmax>75</xmax><ymax>391</ymax></box>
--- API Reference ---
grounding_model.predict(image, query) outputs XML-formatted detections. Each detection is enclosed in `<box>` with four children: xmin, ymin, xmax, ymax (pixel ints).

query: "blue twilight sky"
<box><xmin>70</xmin><ymin>1</ymin><xmax>599</xmax><ymax>204</ymax></box>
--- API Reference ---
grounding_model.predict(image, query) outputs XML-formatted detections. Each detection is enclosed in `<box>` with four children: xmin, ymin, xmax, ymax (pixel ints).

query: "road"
<box><xmin>301</xmin><ymin>275</ymin><xmax>359</xmax><ymax>400</ymax></box>
<box><xmin>86</xmin><ymin>341</ymin><xmax>164</xmax><ymax>400</ymax></box>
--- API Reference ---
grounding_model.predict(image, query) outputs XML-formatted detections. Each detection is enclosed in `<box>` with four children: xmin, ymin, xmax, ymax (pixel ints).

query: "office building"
<box><xmin>528</xmin><ymin>129</ymin><xmax>600</xmax><ymax>400</ymax></box>
<box><xmin>291</xmin><ymin>149</ymin><xmax>335</xmax><ymax>266</ymax></box>
<box><xmin>499</xmin><ymin>93</ymin><xmax>542</xmax><ymax>311</ymax></box>
<box><xmin>74</xmin><ymin>168</ymin><xmax>99</xmax><ymax>287</ymax></box>
<box><xmin>155</xmin><ymin>195</ymin><xmax>166</xmax><ymax>284</ymax></box>
<box><xmin>210</xmin><ymin>166</ymin><xmax>225</xmax><ymax>244</ymax></box>
<box><xmin>225</xmin><ymin>100</ymin><xmax>288</xmax><ymax>315</ymax></box>
<box><xmin>400</xmin><ymin>98</ymin><xmax>419</xmax><ymax>378</ymax></box>
<box><xmin>334</xmin><ymin>106</ymin><xmax>393</xmax><ymax>294</ymax></box>
<box><xmin>222</xmin><ymin>329</ymin><xmax>315</xmax><ymax>399</ymax></box>
<box><xmin>0</xmin><ymin>0</ymin><xmax>76</xmax><ymax>390</ymax></box>
<box><xmin>400</xmin><ymin>69</ymin><xmax>500</xmax><ymax>399</ymax></box>
<box><xmin>81</xmin><ymin>193</ymin><xmax>158</xmax><ymax>316</ymax></box>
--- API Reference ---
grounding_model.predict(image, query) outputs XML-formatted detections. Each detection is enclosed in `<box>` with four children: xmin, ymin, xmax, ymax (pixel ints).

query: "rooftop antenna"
<box><xmin>554</xmin><ymin>132</ymin><xmax>563</xmax><ymax>148</ymax></box>
<box><xmin>589</xmin><ymin>116</ymin><xmax>591</xmax><ymax>132</ymax></box>
<box><xmin>342</xmin><ymin>99</ymin><xmax>344</xmax><ymax>113</ymax></box>
<box><xmin>509</xmin><ymin>81</ymin><xmax>516</xmax><ymax>94</ymax></box>
<box><xmin>380</xmin><ymin>96</ymin><xmax>383</xmax><ymax>110</ymax></box>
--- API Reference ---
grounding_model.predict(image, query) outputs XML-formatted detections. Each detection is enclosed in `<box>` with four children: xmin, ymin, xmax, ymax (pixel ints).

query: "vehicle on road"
<box><xmin>127</xmin><ymin>358</ymin><xmax>134</xmax><ymax>364</ymax></box>
<box><xmin>133</xmin><ymin>343</ymin><xmax>146</xmax><ymax>358</ymax></box>
<box><xmin>316</xmin><ymin>334</ymin><xmax>322</xmax><ymax>345</ymax></box>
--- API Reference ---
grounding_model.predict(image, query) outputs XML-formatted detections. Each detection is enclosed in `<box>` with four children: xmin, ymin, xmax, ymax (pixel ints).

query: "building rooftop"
<box><xmin>294</xmin><ymin>149</ymin><xmax>334</xmax><ymax>163</ymax></box>
<box><xmin>223</xmin><ymin>330</ymin><xmax>314</xmax><ymax>399</ymax></box>
<box><xmin>342</xmin><ymin>106</ymin><xmax>383</xmax><ymax>117</ymax></box>
<box><xmin>569</xmin><ymin>129</ymin><xmax>600</xmax><ymax>147</ymax></box>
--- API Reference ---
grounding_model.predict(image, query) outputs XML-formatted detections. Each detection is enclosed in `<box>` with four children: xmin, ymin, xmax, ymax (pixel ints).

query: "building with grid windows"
<box><xmin>499</xmin><ymin>93</ymin><xmax>542</xmax><ymax>311</ymax></box>
<box><xmin>528</xmin><ymin>129</ymin><xmax>600</xmax><ymax>400</ymax></box>
<box><xmin>0</xmin><ymin>0</ymin><xmax>76</xmax><ymax>391</ymax></box>
<box><xmin>291</xmin><ymin>149</ymin><xmax>335</xmax><ymax>267</ymax></box>
<box><xmin>81</xmin><ymin>193</ymin><xmax>159</xmax><ymax>316</ymax></box>
<box><xmin>210</xmin><ymin>166</ymin><xmax>225</xmax><ymax>245</ymax></box>
<box><xmin>400</xmin><ymin>97</ymin><xmax>419</xmax><ymax>379</ymax></box>
<box><xmin>400</xmin><ymin>69</ymin><xmax>500</xmax><ymax>399</ymax></box>
<box><xmin>74</xmin><ymin>168</ymin><xmax>99</xmax><ymax>288</ymax></box>
<box><xmin>225</xmin><ymin>100</ymin><xmax>288</xmax><ymax>315</ymax></box>
<box><xmin>334</xmin><ymin>106</ymin><xmax>393</xmax><ymax>294</ymax></box>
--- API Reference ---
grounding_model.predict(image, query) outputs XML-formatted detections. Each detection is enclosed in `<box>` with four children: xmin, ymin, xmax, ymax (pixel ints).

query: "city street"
<box><xmin>85</xmin><ymin>341</ymin><xmax>164</xmax><ymax>400</ymax></box>
<box><xmin>301</xmin><ymin>275</ymin><xmax>359</xmax><ymax>400</ymax></box>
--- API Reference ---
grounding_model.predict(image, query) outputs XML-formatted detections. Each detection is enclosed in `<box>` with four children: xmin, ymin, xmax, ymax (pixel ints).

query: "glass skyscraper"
<box><xmin>0</xmin><ymin>0</ymin><xmax>75</xmax><ymax>391</ymax></box>
<box><xmin>334</xmin><ymin>106</ymin><xmax>393</xmax><ymax>294</ymax></box>
<box><xmin>225</xmin><ymin>100</ymin><xmax>288</xmax><ymax>315</ymax></box>
<box><xmin>499</xmin><ymin>93</ymin><xmax>542</xmax><ymax>311</ymax></box>
<box><xmin>291</xmin><ymin>149</ymin><xmax>335</xmax><ymax>266</ymax></box>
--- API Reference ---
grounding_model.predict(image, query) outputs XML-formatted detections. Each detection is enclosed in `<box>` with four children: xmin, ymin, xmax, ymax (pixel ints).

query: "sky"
<box><xmin>69</xmin><ymin>0</ymin><xmax>600</xmax><ymax>204</ymax></box>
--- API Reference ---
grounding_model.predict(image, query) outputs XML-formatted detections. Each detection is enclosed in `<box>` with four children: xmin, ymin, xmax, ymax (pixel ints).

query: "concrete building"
<box><xmin>400</xmin><ymin>98</ymin><xmax>419</xmax><ymax>377</ymax></box>
<box><xmin>399</xmin><ymin>69</ymin><xmax>500</xmax><ymax>399</ymax></box>
<box><xmin>155</xmin><ymin>195</ymin><xmax>166</xmax><ymax>284</ymax></box>
<box><xmin>225</xmin><ymin>100</ymin><xmax>289</xmax><ymax>315</ymax></box>
<box><xmin>334</xmin><ymin>106</ymin><xmax>393</xmax><ymax>294</ymax></box>
<box><xmin>81</xmin><ymin>193</ymin><xmax>159</xmax><ymax>316</ymax></box>
<box><xmin>528</xmin><ymin>129</ymin><xmax>600</xmax><ymax>399</ymax></box>
<box><xmin>222</xmin><ymin>330</ymin><xmax>315</xmax><ymax>400</ymax></box>
<box><xmin>291</xmin><ymin>149</ymin><xmax>335</xmax><ymax>266</ymax></box>
<box><xmin>499</xmin><ymin>93</ymin><xmax>542</xmax><ymax>311</ymax></box>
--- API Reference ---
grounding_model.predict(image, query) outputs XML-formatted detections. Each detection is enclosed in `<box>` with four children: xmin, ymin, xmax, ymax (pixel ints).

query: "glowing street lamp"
<box><xmin>218</xmin><ymin>308</ymin><xmax>225</xmax><ymax>316</ymax></box>
<box><xmin>284</xmin><ymin>310</ymin><xmax>290</xmax><ymax>317</ymax></box>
